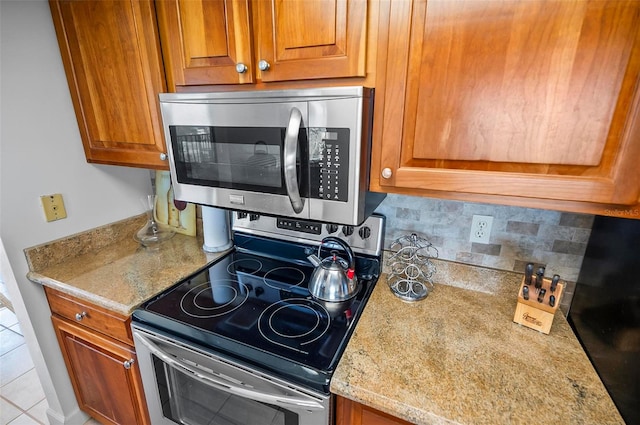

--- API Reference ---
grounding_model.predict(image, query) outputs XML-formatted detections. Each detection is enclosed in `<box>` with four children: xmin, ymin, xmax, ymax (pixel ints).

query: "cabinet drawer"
<box><xmin>45</xmin><ymin>287</ymin><xmax>133</xmax><ymax>345</ymax></box>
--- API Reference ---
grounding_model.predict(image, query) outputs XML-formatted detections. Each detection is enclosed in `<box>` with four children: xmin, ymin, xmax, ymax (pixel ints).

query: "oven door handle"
<box><xmin>284</xmin><ymin>107</ymin><xmax>304</xmax><ymax>214</ymax></box>
<box><xmin>134</xmin><ymin>332</ymin><xmax>325</xmax><ymax>411</ymax></box>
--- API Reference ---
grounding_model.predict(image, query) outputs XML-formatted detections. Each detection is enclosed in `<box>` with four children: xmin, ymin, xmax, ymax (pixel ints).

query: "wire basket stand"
<box><xmin>386</xmin><ymin>233</ymin><xmax>438</xmax><ymax>302</ymax></box>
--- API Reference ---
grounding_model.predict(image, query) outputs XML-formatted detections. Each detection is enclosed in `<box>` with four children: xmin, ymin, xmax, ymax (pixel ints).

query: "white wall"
<box><xmin>1</xmin><ymin>1</ymin><xmax>153</xmax><ymax>423</ymax></box>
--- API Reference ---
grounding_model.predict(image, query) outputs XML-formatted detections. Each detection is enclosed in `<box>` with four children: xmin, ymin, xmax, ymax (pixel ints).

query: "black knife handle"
<box><xmin>550</xmin><ymin>274</ymin><xmax>560</xmax><ymax>293</ymax></box>
<box><xmin>535</xmin><ymin>267</ymin><xmax>545</xmax><ymax>289</ymax></box>
<box><xmin>537</xmin><ymin>288</ymin><xmax>546</xmax><ymax>303</ymax></box>
<box><xmin>549</xmin><ymin>294</ymin><xmax>556</xmax><ymax>307</ymax></box>
<box><xmin>524</xmin><ymin>263</ymin><xmax>534</xmax><ymax>285</ymax></box>
<box><xmin>522</xmin><ymin>285</ymin><xmax>529</xmax><ymax>300</ymax></box>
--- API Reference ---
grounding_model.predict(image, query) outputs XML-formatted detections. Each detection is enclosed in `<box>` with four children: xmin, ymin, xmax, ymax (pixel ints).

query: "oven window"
<box><xmin>169</xmin><ymin>126</ymin><xmax>307</xmax><ymax>196</ymax></box>
<box><xmin>153</xmin><ymin>355</ymin><xmax>299</xmax><ymax>425</ymax></box>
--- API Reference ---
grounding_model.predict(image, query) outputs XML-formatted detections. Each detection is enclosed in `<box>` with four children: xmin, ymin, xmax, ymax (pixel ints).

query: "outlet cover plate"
<box><xmin>470</xmin><ymin>215</ymin><xmax>493</xmax><ymax>244</ymax></box>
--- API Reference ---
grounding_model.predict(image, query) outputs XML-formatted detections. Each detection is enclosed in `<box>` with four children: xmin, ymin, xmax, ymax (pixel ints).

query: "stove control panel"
<box><xmin>277</xmin><ymin>218</ymin><xmax>322</xmax><ymax>235</ymax></box>
<box><xmin>232</xmin><ymin>212</ymin><xmax>385</xmax><ymax>257</ymax></box>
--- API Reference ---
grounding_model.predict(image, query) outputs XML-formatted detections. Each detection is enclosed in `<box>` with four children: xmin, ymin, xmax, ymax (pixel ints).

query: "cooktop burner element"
<box><xmin>179</xmin><ymin>279</ymin><xmax>249</xmax><ymax>318</ymax></box>
<box><xmin>263</xmin><ymin>266</ymin><xmax>305</xmax><ymax>289</ymax></box>
<box><xmin>226</xmin><ymin>258</ymin><xmax>262</xmax><ymax>275</ymax></box>
<box><xmin>258</xmin><ymin>298</ymin><xmax>331</xmax><ymax>353</ymax></box>
<box><xmin>133</xmin><ymin>213</ymin><xmax>385</xmax><ymax>393</ymax></box>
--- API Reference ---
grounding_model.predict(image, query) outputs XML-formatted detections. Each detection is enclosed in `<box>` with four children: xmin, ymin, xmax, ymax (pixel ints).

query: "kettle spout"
<box><xmin>307</xmin><ymin>254</ymin><xmax>322</xmax><ymax>267</ymax></box>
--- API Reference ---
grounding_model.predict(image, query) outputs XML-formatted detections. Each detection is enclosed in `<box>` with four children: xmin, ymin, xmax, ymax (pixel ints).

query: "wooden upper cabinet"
<box><xmin>253</xmin><ymin>0</ymin><xmax>367</xmax><ymax>82</ymax></box>
<box><xmin>372</xmin><ymin>0</ymin><xmax>640</xmax><ymax>210</ymax></box>
<box><xmin>50</xmin><ymin>0</ymin><xmax>168</xmax><ymax>169</ymax></box>
<box><xmin>156</xmin><ymin>0</ymin><xmax>255</xmax><ymax>86</ymax></box>
<box><xmin>157</xmin><ymin>0</ymin><xmax>368</xmax><ymax>88</ymax></box>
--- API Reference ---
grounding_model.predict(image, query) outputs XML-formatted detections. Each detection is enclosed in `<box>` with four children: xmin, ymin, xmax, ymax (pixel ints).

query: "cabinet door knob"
<box><xmin>258</xmin><ymin>60</ymin><xmax>270</xmax><ymax>71</ymax></box>
<box><xmin>381</xmin><ymin>168</ymin><xmax>393</xmax><ymax>179</ymax></box>
<box><xmin>159</xmin><ymin>152</ymin><xmax>168</xmax><ymax>161</ymax></box>
<box><xmin>75</xmin><ymin>312</ymin><xmax>87</xmax><ymax>321</ymax></box>
<box><xmin>123</xmin><ymin>359</ymin><xmax>135</xmax><ymax>370</ymax></box>
<box><xmin>235</xmin><ymin>63</ymin><xmax>248</xmax><ymax>74</ymax></box>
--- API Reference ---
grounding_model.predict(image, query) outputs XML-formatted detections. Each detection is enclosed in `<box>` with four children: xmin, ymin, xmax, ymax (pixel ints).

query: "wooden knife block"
<box><xmin>513</xmin><ymin>276</ymin><xmax>564</xmax><ymax>334</ymax></box>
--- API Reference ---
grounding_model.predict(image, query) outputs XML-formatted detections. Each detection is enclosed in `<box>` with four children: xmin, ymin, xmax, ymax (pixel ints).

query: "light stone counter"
<box><xmin>25</xmin><ymin>215</ymin><xmax>228</xmax><ymax>315</ymax></box>
<box><xmin>24</xmin><ymin>217</ymin><xmax>622</xmax><ymax>424</ymax></box>
<box><xmin>331</xmin><ymin>264</ymin><xmax>623</xmax><ymax>425</ymax></box>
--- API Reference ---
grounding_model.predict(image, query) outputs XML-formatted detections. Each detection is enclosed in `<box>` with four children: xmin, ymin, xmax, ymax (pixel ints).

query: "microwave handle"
<box><xmin>284</xmin><ymin>107</ymin><xmax>304</xmax><ymax>213</ymax></box>
<box><xmin>134</xmin><ymin>332</ymin><xmax>325</xmax><ymax>410</ymax></box>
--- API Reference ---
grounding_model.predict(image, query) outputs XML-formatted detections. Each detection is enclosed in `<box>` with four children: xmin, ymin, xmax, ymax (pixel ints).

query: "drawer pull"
<box><xmin>123</xmin><ymin>359</ymin><xmax>135</xmax><ymax>370</ymax></box>
<box><xmin>75</xmin><ymin>312</ymin><xmax>87</xmax><ymax>321</ymax></box>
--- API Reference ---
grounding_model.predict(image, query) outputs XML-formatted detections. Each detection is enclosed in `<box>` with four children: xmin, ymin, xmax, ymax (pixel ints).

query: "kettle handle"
<box><xmin>319</xmin><ymin>236</ymin><xmax>356</xmax><ymax>277</ymax></box>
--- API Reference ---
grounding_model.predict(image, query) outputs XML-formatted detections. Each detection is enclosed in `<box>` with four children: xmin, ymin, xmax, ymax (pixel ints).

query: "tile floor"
<box><xmin>0</xmin><ymin>304</ymin><xmax>47</xmax><ymax>425</ymax></box>
<box><xmin>0</xmin><ymin>303</ymin><xmax>99</xmax><ymax>425</ymax></box>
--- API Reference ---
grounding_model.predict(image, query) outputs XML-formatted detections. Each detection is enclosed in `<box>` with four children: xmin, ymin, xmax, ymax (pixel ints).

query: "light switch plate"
<box><xmin>41</xmin><ymin>194</ymin><xmax>67</xmax><ymax>222</ymax></box>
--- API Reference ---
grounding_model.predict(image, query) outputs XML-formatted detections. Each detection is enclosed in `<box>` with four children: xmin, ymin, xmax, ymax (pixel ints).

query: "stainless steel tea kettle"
<box><xmin>307</xmin><ymin>237</ymin><xmax>358</xmax><ymax>302</ymax></box>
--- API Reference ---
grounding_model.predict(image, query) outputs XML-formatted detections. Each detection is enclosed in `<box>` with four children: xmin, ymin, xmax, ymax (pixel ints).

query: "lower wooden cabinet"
<box><xmin>46</xmin><ymin>288</ymin><xmax>150</xmax><ymax>425</ymax></box>
<box><xmin>336</xmin><ymin>396</ymin><xmax>413</xmax><ymax>425</ymax></box>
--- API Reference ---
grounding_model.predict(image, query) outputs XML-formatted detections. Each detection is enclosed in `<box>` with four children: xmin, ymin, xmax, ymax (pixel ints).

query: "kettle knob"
<box><xmin>319</xmin><ymin>236</ymin><xmax>356</xmax><ymax>274</ymax></box>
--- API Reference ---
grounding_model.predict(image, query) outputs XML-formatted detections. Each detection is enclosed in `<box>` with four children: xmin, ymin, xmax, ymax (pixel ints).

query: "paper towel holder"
<box><xmin>201</xmin><ymin>206</ymin><xmax>233</xmax><ymax>253</ymax></box>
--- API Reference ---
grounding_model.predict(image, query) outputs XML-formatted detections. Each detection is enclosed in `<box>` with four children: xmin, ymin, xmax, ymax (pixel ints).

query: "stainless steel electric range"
<box><xmin>131</xmin><ymin>212</ymin><xmax>385</xmax><ymax>425</ymax></box>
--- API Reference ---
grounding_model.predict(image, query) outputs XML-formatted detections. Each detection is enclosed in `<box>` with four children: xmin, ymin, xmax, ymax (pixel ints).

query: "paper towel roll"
<box><xmin>202</xmin><ymin>206</ymin><xmax>233</xmax><ymax>252</ymax></box>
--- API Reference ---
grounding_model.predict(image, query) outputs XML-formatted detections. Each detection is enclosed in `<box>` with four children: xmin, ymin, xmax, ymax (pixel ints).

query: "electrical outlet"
<box><xmin>470</xmin><ymin>215</ymin><xmax>493</xmax><ymax>244</ymax></box>
<box><xmin>41</xmin><ymin>194</ymin><xmax>67</xmax><ymax>222</ymax></box>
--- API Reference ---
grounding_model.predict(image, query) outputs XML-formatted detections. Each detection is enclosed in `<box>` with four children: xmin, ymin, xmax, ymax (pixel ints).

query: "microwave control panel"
<box><xmin>309</xmin><ymin>128</ymin><xmax>349</xmax><ymax>202</ymax></box>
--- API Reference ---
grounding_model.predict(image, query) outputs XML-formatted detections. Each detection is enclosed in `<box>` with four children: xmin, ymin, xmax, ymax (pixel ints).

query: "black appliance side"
<box><xmin>568</xmin><ymin>215</ymin><xmax>640</xmax><ymax>425</ymax></box>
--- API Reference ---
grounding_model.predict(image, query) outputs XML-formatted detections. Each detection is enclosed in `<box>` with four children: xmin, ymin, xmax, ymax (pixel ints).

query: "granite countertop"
<box><xmin>330</xmin><ymin>263</ymin><xmax>624</xmax><ymax>425</ymax></box>
<box><xmin>25</xmin><ymin>216</ymin><xmax>621</xmax><ymax>424</ymax></box>
<box><xmin>25</xmin><ymin>215</ymin><xmax>228</xmax><ymax>315</ymax></box>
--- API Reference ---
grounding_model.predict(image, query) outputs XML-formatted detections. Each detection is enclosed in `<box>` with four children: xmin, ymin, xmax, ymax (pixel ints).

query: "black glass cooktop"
<box><xmin>132</xmin><ymin>234</ymin><xmax>380</xmax><ymax>393</ymax></box>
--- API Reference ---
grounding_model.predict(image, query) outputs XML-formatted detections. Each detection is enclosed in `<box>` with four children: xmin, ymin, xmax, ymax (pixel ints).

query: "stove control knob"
<box><xmin>237</xmin><ymin>212</ymin><xmax>248</xmax><ymax>219</ymax></box>
<box><xmin>358</xmin><ymin>226</ymin><xmax>371</xmax><ymax>239</ymax></box>
<box><xmin>249</xmin><ymin>213</ymin><xmax>260</xmax><ymax>221</ymax></box>
<box><xmin>326</xmin><ymin>224</ymin><xmax>339</xmax><ymax>234</ymax></box>
<box><xmin>342</xmin><ymin>225</ymin><xmax>354</xmax><ymax>237</ymax></box>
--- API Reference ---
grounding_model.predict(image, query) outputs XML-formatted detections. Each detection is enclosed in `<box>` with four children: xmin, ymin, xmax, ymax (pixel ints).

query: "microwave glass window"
<box><xmin>170</xmin><ymin>126</ymin><xmax>307</xmax><ymax>195</ymax></box>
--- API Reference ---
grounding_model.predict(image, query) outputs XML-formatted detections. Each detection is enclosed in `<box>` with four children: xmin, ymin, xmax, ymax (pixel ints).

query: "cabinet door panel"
<box><xmin>50</xmin><ymin>0</ymin><xmax>167</xmax><ymax>169</ymax></box>
<box><xmin>410</xmin><ymin>0</ymin><xmax>634</xmax><ymax>166</ymax></box>
<box><xmin>52</xmin><ymin>316</ymin><xmax>150</xmax><ymax>425</ymax></box>
<box><xmin>336</xmin><ymin>396</ymin><xmax>413</xmax><ymax>425</ymax></box>
<box><xmin>254</xmin><ymin>0</ymin><xmax>368</xmax><ymax>81</ymax></box>
<box><xmin>157</xmin><ymin>0</ymin><xmax>254</xmax><ymax>86</ymax></box>
<box><xmin>373</xmin><ymin>0</ymin><xmax>640</xmax><ymax>207</ymax></box>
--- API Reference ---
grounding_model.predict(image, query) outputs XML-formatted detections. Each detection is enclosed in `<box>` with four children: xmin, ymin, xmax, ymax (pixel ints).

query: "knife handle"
<box><xmin>522</xmin><ymin>285</ymin><xmax>529</xmax><ymax>300</ymax></box>
<box><xmin>550</xmin><ymin>274</ymin><xmax>560</xmax><ymax>293</ymax></box>
<box><xmin>524</xmin><ymin>263</ymin><xmax>534</xmax><ymax>285</ymax></box>
<box><xmin>537</xmin><ymin>288</ymin><xmax>546</xmax><ymax>303</ymax></box>
<box><xmin>549</xmin><ymin>294</ymin><xmax>556</xmax><ymax>307</ymax></box>
<box><xmin>535</xmin><ymin>267</ymin><xmax>545</xmax><ymax>289</ymax></box>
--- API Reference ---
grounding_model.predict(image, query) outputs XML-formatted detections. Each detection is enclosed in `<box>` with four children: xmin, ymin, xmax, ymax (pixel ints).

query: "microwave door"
<box><xmin>161</xmin><ymin>100</ymin><xmax>311</xmax><ymax>219</ymax></box>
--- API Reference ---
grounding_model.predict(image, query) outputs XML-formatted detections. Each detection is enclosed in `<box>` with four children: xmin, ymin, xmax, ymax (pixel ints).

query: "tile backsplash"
<box><xmin>374</xmin><ymin>194</ymin><xmax>594</xmax><ymax>311</ymax></box>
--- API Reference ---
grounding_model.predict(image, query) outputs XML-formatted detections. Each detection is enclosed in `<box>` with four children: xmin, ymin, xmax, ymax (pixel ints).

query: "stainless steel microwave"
<box><xmin>159</xmin><ymin>86</ymin><xmax>385</xmax><ymax>225</ymax></box>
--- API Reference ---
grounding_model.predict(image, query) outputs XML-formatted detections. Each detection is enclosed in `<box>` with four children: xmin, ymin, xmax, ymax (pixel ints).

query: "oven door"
<box><xmin>132</xmin><ymin>325</ymin><xmax>331</xmax><ymax>425</ymax></box>
<box><xmin>160</xmin><ymin>97</ymin><xmax>310</xmax><ymax>218</ymax></box>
